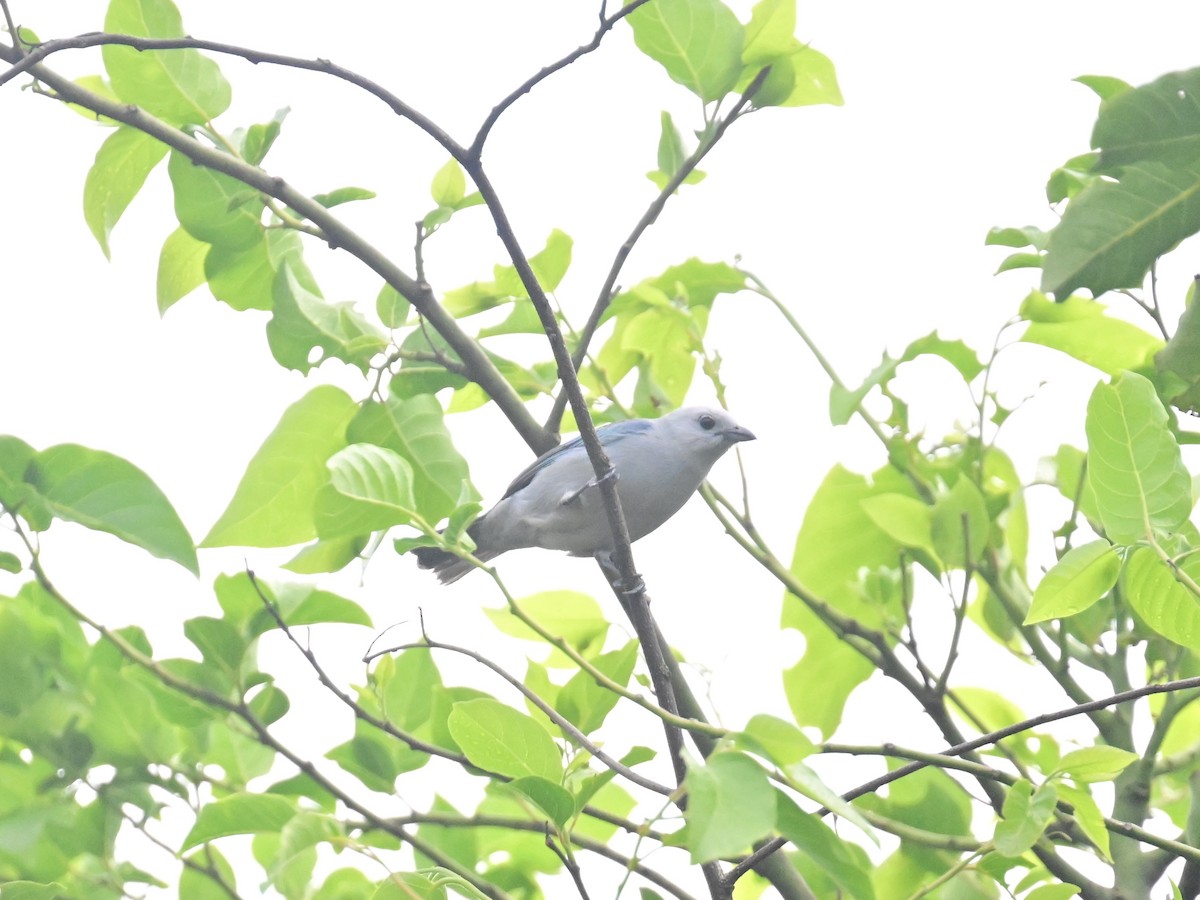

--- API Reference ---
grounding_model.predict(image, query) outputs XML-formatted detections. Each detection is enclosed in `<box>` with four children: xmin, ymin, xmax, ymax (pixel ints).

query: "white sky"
<box><xmin>4</xmin><ymin>0</ymin><xmax>1200</xmax><ymax>896</ymax></box>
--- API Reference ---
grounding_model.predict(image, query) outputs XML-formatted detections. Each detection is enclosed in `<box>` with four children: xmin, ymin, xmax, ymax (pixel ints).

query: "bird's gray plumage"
<box><xmin>413</xmin><ymin>407</ymin><xmax>755</xmax><ymax>584</ymax></box>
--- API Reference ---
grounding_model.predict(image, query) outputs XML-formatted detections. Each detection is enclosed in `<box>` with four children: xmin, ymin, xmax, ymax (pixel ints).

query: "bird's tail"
<box><xmin>411</xmin><ymin>522</ymin><xmax>499</xmax><ymax>585</ymax></box>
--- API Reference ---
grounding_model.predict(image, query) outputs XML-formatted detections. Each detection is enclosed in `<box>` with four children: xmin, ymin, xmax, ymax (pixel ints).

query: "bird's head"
<box><xmin>661</xmin><ymin>407</ymin><xmax>756</xmax><ymax>461</ymax></box>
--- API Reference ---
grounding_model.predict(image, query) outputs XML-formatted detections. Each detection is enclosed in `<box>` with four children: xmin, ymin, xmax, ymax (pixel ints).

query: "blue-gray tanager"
<box><xmin>414</xmin><ymin>407</ymin><xmax>755</xmax><ymax>584</ymax></box>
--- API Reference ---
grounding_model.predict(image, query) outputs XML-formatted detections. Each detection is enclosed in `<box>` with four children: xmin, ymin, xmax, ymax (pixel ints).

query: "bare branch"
<box><xmin>0</xmin><ymin>38</ymin><xmax>554</xmax><ymax>454</ymax></box>
<box><xmin>469</xmin><ymin>0</ymin><xmax>654</xmax><ymax>158</ymax></box>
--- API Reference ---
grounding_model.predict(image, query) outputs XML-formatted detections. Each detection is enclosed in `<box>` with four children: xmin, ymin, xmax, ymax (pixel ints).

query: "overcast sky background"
<box><xmin>4</xmin><ymin>0</ymin><xmax>1200</xmax><ymax>895</ymax></box>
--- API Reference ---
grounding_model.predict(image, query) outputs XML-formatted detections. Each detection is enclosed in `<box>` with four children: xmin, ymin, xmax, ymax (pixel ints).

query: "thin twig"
<box><xmin>469</xmin><ymin>0</ymin><xmax>654</xmax><ymax>158</ymax></box>
<box><xmin>544</xmin><ymin>66</ymin><xmax>773</xmax><ymax>434</ymax></box>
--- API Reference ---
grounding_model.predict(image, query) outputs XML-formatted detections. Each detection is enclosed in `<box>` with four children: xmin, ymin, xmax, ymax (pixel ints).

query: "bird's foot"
<box><xmin>559</xmin><ymin>466</ymin><xmax>619</xmax><ymax>506</ymax></box>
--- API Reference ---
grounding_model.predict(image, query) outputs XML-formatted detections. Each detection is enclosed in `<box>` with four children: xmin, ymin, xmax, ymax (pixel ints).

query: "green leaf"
<box><xmin>0</xmin><ymin>551</ymin><xmax>20</xmax><ymax>573</ymax></box>
<box><xmin>986</xmin><ymin>225</ymin><xmax>1050</xmax><ymax>250</ymax></box>
<box><xmin>1092</xmin><ymin>68</ymin><xmax>1200</xmax><ymax>169</ymax></box>
<box><xmin>26</xmin><ymin>444</ymin><xmax>197</xmax><ymax>573</ymax></box>
<box><xmin>782</xmin><ymin>759</ymin><xmax>876</xmax><ymax>840</ymax></box>
<box><xmin>181</xmin><ymin>792</ymin><xmax>296</xmax><ymax>851</ymax></box>
<box><xmin>260</xmin><ymin>580</ymin><xmax>373</xmax><ymax>630</ymax></box>
<box><xmin>376</xmin><ymin>283</ymin><xmax>411</xmax><ymax>328</ymax></box>
<box><xmin>775</xmin><ymin>793</ymin><xmax>876</xmax><ymax>900</ymax></box>
<box><xmin>156</xmin><ymin>226</ymin><xmax>208</xmax><ymax>314</ymax></box>
<box><xmin>235</xmin><ymin>107</ymin><xmax>289</xmax><ymax>166</ymax></box>
<box><xmin>1042</xmin><ymin>158</ymin><xmax>1200</xmax><ymax>298</ymax></box>
<box><xmin>1019</xmin><ymin>293</ymin><xmax>1163</xmax><ymax>375</ymax></box>
<box><xmin>782</xmin><ymin>465</ymin><xmax>911</xmax><ymax>737</ymax></box>
<box><xmin>993</xmin><ymin>779</ymin><xmax>1057</xmax><ymax>856</ymax></box>
<box><xmin>759</xmin><ymin>46</ymin><xmax>843</xmax><ymax>108</ymax></box>
<box><xmin>247</xmin><ymin>684</ymin><xmax>290</xmax><ymax>726</ymax></box>
<box><xmin>742</xmin><ymin>0</ymin><xmax>795</xmax><ymax>65</ymax></box>
<box><xmin>209</xmin><ymin>230</ymin><xmax>311</xmax><ymax>317</ymax></box>
<box><xmin>1085</xmin><ymin>372</ymin><xmax>1191</xmax><ymax>544</ymax></box>
<box><xmin>168</xmin><ymin>150</ymin><xmax>264</xmax><ymax>250</ymax></box>
<box><xmin>930</xmin><ymin>477</ymin><xmax>989</xmax><ymax>567</ymax></box>
<box><xmin>1050</xmin><ymin>745</ymin><xmax>1138</xmax><ymax>783</ymax></box>
<box><xmin>683</xmin><ymin>751</ymin><xmax>775</xmax><ymax>863</ymax></box>
<box><xmin>831</xmin><ymin>332</ymin><xmax>983</xmax><ymax>425</ymax></box>
<box><xmin>1056</xmin><ymin>783</ymin><xmax>1110</xmax><ymax>860</ymax></box>
<box><xmin>447</xmin><ymin>699</ymin><xmax>563</xmax><ymax>781</ymax></box>
<box><xmin>555</xmin><ymin>641</ymin><xmax>638</xmax><ymax>735</ymax></box>
<box><xmin>860</xmin><ymin>494</ymin><xmax>936</xmax><ymax>559</ymax></box>
<box><xmin>312</xmin><ymin>186</ymin><xmax>377</xmax><ymax>208</ymax></box>
<box><xmin>1122</xmin><ymin>547</ymin><xmax>1200</xmax><ymax>647</ymax></box>
<box><xmin>506</xmin><ymin>776</ymin><xmax>576</xmax><ymax>828</ymax></box>
<box><xmin>1076</xmin><ymin>74</ymin><xmax>1132</xmax><ymax>102</ymax></box>
<box><xmin>656</xmin><ymin>111</ymin><xmax>687</xmax><ymax>177</ymax></box>
<box><xmin>84</xmin><ymin>126</ymin><xmax>168</xmax><ymax>259</ymax></box>
<box><xmin>377</xmin><ymin>648</ymin><xmax>440</xmax><ymax>731</ymax></box>
<box><xmin>203</xmin><ymin>385</ymin><xmax>358</xmax><ymax>547</ymax></box>
<box><xmin>103</xmin><ymin>0</ymin><xmax>231</xmax><ymax>125</ymax></box>
<box><xmin>734</xmin><ymin>714</ymin><xmax>816</xmax><ymax>767</ymax></box>
<box><xmin>283</xmin><ymin>535</ymin><xmax>367</xmax><ymax>574</ymax></box>
<box><xmin>1157</xmin><ymin>279</ymin><xmax>1200</xmax><ymax>413</ymax></box>
<box><xmin>628</xmin><ymin>0</ymin><xmax>745</xmax><ymax>103</ymax></box>
<box><xmin>1025</xmin><ymin>540</ymin><xmax>1120</xmax><ymax>624</ymax></box>
<box><xmin>486</xmin><ymin>591</ymin><xmax>608</xmax><ymax>657</ymax></box>
<box><xmin>314</xmin><ymin>443</ymin><xmax>415</xmax><ymax>539</ymax></box>
<box><xmin>430</xmin><ymin>159</ymin><xmax>466</xmax><ymax>207</ymax></box>
<box><xmin>267</xmin><ymin>262</ymin><xmax>387</xmax><ymax>374</ymax></box>
<box><xmin>0</xmin><ymin>885</ymin><xmax>69</xmax><ymax>900</ymax></box>
<box><xmin>0</xmin><ymin>435</ymin><xmax>50</xmax><ymax>529</ymax></box>
<box><xmin>347</xmin><ymin>393</ymin><xmax>477</xmax><ymax>525</ymax></box>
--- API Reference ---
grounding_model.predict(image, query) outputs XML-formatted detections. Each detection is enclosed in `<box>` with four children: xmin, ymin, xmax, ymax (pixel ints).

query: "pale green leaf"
<box><xmin>1122</xmin><ymin>547</ymin><xmax>1200</xmax><ymax>647</ymax></box>
<box><xmin>1051</xmin><ymin>745</ymin><xmax>1138</xmax><ymax>783</ymax></box>
<box><xmin>202</xmin><ymin>386</ymin><xmax>358</xmax><ymax>547</ymax></box>
<box><xmin>994</xmin><ymin>779</ymin><xmax>1057</xmax><ymax>856</ymax></box>
<box><xmin>84</xmin><ymin>126</ymin><xmax>168</xmax><ymax>259</ymax></box>
<box><xmin>1025</xmin><ymin>540</ymin><xmax>1120</xmax><ymax>624</ymax></box>
<box><xmin>1085</xmin><ymin>372</ymin><xmax>1191</xmax><ymax>544</ymax></box>
<box><xmin>103</xmin><ymin>0</ymin><xmax>231</xmax><ymax>125</ymax></box>
<box><xmin>347</xmin><ymin>393</ymin><xmax>477</xmax><ymax>524</ymax></box>
<box><xmin>506</xmin><ymin>776</ymin><xmax>576</xmax><ymax>828</ymax></box>
<box><xmin>774</xmin><ymin>793</ymin><xmax>876</xmax><ymax>900</ymax></box>
<box><xmin>860</xmin><ymin>494</ymin><xmax>936</xmax><ymax>558</ymax></box>
<box><xmin>267</xmin><ymin>262</ymin><xmax>387</xmax><ymax>374</ymax></box>
<box><xmin>156</xmin><ymin>226</ymin><xmax>208</xmax><ymax>314</ymax></box>
<box><xmin>26</xmin><ymin>444</ymin><xmax>197</xmax><ymax>573</ymax></box>
<box><xmin>314</xmin><ymin>443</ymin><xmax>415</xmax><ymax>539</ymax></box>
<box><xmin>1056</xmin><ymin>783</ymin><xmax>1110</xmax><ymax>860</ymax></box>
<box><xmin>734</xmin><ymin>714</ymin><xmax>816</xmax><ymax>767</ymax></box>
<box><xmin>628</xmin><ymin>0</ymin><xmax>745</xmax><ymax>103</ymax></box>
<box><xmin>168</xmin><ymin>149</ymin><xmax>264</xmax><ymax>250</ymax></box>
<box><xmin>1020</xmin><ymin>293</ymin><xmax>1163</xmax><ymax>375</ymax></box>
<box><xmin>447</xmin><ymin>698</ymin><xmax>563</xmax><ymax>781</ymax></box>
<box><xmin>684</xmin><ymin>751</ymin><xmax>775</xmax><ymax>863</ymax></box>
<box><xmin>486</xmin><ymin>591</ymin><xmax>609</xmax><ymax>658</ymax></box>
<box><xmin>181</xmin><ymin>792</ymin><xmax>296</xmax><ymax>851</ymax></box>
<box><xmin>930</xmin><ymin>477</ymin><xmax>989</xmax><ymax>567</ymax></box>
<box><xmin>555</xmin><ymin>641</ymin><xmax>638</xmax><ymax>735</ymax></box>
<box><xmin>430</xmin><ymin>159</ymin><xmax>466</xmax><ymax>207</ymax></box>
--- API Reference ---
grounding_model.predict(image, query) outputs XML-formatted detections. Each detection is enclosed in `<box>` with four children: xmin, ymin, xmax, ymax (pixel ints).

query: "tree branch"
<box><xmin>0</xmin><ymin>37</ymin><xmax>555</xmax><ymax>454</ymax></box>
<box><xmin>543</xmin><ymin>66</ymin><xmax>772</xmax><ymax>435</ymax></box>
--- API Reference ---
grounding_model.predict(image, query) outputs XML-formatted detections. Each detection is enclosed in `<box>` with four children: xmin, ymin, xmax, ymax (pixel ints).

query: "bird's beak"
<box><xmin>725</xmin><ymin>424</ymin><xmax>756</xmax><ymax>443</ymax></box>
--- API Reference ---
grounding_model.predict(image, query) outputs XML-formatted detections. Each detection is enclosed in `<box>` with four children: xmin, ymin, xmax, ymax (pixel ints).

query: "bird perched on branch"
<box><xmin>413</xmin><ymin>406</ymin><xmax>755</xmax><ymax>584</ymax></box>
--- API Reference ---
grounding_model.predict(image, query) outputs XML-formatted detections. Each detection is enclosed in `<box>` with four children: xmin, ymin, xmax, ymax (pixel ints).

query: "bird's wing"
<box><xmin>499</xmin><ymin>418</ymin><xmax>654</xmax><ymax>500</ymax></box>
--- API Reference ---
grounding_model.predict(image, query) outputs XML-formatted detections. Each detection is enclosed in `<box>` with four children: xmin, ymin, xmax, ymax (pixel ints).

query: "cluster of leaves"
<box><xmin>4</xmin><ymin>0</ymin><xmax>1200</xmax><ymax>899</ymax></box>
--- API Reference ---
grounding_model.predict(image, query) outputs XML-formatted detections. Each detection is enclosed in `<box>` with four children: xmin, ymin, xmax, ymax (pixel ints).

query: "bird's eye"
<box><xmin>699</xmin><ymin>414</ymin><xmax>716</xmax><ymax>431</ymax></box>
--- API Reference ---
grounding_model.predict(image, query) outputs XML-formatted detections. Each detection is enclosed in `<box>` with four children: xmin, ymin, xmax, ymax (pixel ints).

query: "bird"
<box><xmin>412</xmin><ymin>406</ymin><xmax>755</xmax><ymax>584</ymax></box>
